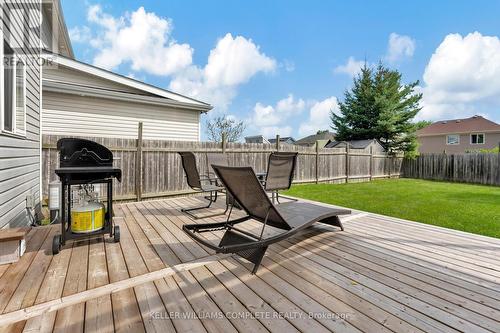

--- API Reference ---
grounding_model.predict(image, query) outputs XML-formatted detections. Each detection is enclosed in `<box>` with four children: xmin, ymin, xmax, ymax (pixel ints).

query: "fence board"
<box><xmin>402</xmin><ymin>153</ymin><xmax>500</xmax><ymax>186</ymax></box>
<box><xmin>42</xmin><ymin>134</ymin><xmax>401</xmax><ymax>201</ymax></box>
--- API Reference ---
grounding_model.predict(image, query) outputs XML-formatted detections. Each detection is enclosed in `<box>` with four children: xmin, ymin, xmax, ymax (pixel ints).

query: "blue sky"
<box><xmin>62</xmin><ymin>0</ymin><xmax>500</xmax><ymax>140</ymax></box>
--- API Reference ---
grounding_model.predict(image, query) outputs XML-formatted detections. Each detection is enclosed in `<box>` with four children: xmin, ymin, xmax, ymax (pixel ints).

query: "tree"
<box><xmin>206</xmin><ymin>115</ymin><xmax>246</xmax><ymax>143</ymax></box>
<box><xmin>331</xmin><ymin>63</ymin><xmax>422</xmax><ymax>156</ymax></box>
<box><xmin>414</xmin><ymin>120</ymin><xmax>432</xmax><ymax>130</ymax></box>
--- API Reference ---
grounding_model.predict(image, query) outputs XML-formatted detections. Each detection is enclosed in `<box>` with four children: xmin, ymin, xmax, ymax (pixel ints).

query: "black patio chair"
<box><xmin>178</xmin><ymin>152</ymin><xmax>228</xmax><ymax>219</ymax></box>
<box><xmin>263</xmin><ymin>152</ymin><xmax>298</xmax><ymax>203</ymax></box>
<box><xmin>205</xmin><ymin>153</ymin><xmax>229</xmax><ymax>181</ymax></box>
<box><xmin>182</xmin><ymin>165</ymin><xmax>350</xmax><ymax>273</ymax></box>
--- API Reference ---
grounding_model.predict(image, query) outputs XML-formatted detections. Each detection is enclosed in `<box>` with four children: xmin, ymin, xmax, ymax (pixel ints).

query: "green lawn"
<box><xmin>284</xmin><ymin>178</ymin><xmax>500</xmax><ymax>238</ymax></box>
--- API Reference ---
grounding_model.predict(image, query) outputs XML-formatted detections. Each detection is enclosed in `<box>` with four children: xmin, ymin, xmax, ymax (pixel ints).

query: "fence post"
<box><xmin>315</xmin><ymin>140</ymin><xmax>320</xmax><ymax>184</ymax></box>
<box><xmin>221</xmin><ymin>132</ymin><xmax>226</xmax><ymax>154</ymax></box>
<box><xmin>135</xmin><ymin>122</ymin><xmax>143</xmax><ymax>202</ymax></box>
<box><xmin>345</xmin><ymin>143</ymin><xmax>350</xmax><ymax>183</ymax></box>
<box><xmin>275</xmin><ymin>135</ymin><xmax>280</xmax><ymax>151</ymax></box>
<box><xmin>369</xmin><ymin>146</ymin><xmax>373</xmax><ymax>181</ymax></box>
<box><xmin>497</xmin><ymin>142</ymin><xmax>500</xmax><ymax>184</ymax></box>
<box><xmin>388</xmin><ymin>155</ymin><xmax>392</xmax><ymax>179</ymax></box>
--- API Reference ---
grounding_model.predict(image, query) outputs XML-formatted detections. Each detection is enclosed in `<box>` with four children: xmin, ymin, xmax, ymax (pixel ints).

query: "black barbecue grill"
<box><xmin>53</xmin><ymin>138</ymin><xmax>122</xmax><ymax>254</ymax></box>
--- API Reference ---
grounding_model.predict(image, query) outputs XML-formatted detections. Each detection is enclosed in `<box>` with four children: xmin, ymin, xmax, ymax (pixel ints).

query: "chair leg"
<box><xmin>219</xmin><ymin>230</ymin><xmax>268</xmax><ymax>274</ymax></box>
<box><xmin>276</xmin><ymin>193</ymin><xmax>298</xmax><ymax>203</ymax></box>
<box><xmin>181</xmin><ymin>191</ymin><xmax>227</xmax><ymax>219</ymax></box>
<box><xmin>250</xmin><ymin>246</ymin><xmax>268</xmax><ymax>274</ymax></box>
<box><xmin>318</xmin><ymin>215</ymin><xmax>344</xmax><ymax>231</ymax></box>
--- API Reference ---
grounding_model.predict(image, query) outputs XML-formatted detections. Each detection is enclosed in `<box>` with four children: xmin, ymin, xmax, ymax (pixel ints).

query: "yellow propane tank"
<box><xmin>71</xmin><ymin>201</ymin><xmax>105</xmax><ymax>233</ymax></box>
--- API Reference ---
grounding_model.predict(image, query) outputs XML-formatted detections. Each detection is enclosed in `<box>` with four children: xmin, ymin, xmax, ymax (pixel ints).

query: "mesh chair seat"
<box><xmin>206</xmin><ymin>153</ymin><xmax>229</xmax><ymax>178</ymax></box>
<box><xmin>183</xmin><ymin>165</ymin><xmax>351</xmax><ymax>273</ymax></box>
<box><xmin>200</xmin><ymin>183</ymin><xmax>224</xmax><ymax>192</ymax></box>
<box><xmin>264</xmin><ymin>152</ymin><xmax>298</xmax><ymax>203</ymax></box>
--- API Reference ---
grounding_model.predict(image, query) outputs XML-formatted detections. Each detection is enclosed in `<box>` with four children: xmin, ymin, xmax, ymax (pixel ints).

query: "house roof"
<box><xmin>325</xmin><ymin>139</ymin><xmax>382</xmax><ymax>149</ymax></box>
<box><xmin>268</xmin><ymin>137</ymin><xmax>296</xmax><ymax>144</ymax></box>
<box><xmin>245</xmin><ymin>135</ymin><xmax>271</xmax><ymax>144</ymax></box>
<box><xmin>41</xmin><ymin>53</ymin><xmax>213</xmax><ymax>112</ymax></box>
<box><xmin>296</xmin><ymin>131</ymin><xmax>336</xmax><ymax>145</ymax></box>
<box><xmin>417</xmin><ymin>115</ymin><xmax>500</xmax><ymax>136</ymax></box>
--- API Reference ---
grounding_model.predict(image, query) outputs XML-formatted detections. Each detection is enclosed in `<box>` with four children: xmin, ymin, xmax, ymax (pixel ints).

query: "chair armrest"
<box><xmin>200</xmin><ymin>176</ymin><xmax>218</xmax><ymax>181</ymax></box>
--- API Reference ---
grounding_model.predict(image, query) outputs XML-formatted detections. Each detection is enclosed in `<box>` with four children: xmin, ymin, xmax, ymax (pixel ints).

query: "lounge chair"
<box><xmin>178</xmin><ymin>152</ymin><xmax>228</xmax><ymax>219</ymax></box>
<box><xmin>183</xmin><ymin>165</ymin><xmax>350</xmax><ymax>273</ymax></box>
<box><xmin>263</xmin><ymin>152</ymin><xmax>298</xmax><ymax>203</ymax></box>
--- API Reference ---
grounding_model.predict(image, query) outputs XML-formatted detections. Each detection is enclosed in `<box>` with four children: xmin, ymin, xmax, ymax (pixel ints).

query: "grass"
<box><xmin>284</xmin><ymin>178</ymin><xmax>500</xmax><ymax>238</ymax></box>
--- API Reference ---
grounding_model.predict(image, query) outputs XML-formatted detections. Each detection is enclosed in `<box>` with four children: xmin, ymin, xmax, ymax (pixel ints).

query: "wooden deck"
<box><xmin>0</xmin><ymin>196</ymin><xmax>499</xmax><ymax>333</ymax></box>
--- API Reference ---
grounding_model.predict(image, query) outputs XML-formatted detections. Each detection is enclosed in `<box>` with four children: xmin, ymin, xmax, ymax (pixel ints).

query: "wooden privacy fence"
<box><xmin>402</xmin><ymin>153</ymin><xmax>500</xmax><ymax>186</ymax></box>
<box><xmin>42</xmin><ymin>128</ymin><xmax>402</xmax><ymax>201</ymax></box>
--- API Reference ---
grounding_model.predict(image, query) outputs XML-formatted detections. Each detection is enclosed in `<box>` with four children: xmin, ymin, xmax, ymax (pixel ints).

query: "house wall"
<box><xmin>42</xmin><ymin>91</ymin><xmax>201</xmax><ymax>141</ymax></box>
<box><xmin>0</xmin><ymin>1</ymin><xmax>42</xmax><ymax>228</ymax></box>
<box><xmin>44</xmin><ymin>65</ymin><xmax>150</xmax><ymax>95</ymax></box>
<box><xmin>418</xmin><ymin>132</ymin><xmax>500</xmax><ymax>153</ymax></box>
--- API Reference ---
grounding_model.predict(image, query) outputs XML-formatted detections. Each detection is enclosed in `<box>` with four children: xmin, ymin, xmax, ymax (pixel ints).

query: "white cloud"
<box><xmin>78</xmin><ymin>5</ymin><xmax>193</xmax><ymax>76</ymax></box>
<box><xmin>203</xmin><ymin>34</ymin><xmax>276</xmax><ymax>87</ymax></box>
<box><xmin>334</xmin><ymin>56</ymin><xmax>366</xmax><ymax>77</ymax></box>
<box><xmin>253</xmin><ymin>103</ymin><xmax>281</xmax><ymax>127</ymax></box>
<box><xmin>261</xmin><ymin>126</ymin><xmax>293</xmax><ymax>138</ymax></box>
<box><xmin>251</xmin><ymin>94</ymin><xmax>304</xmax><ymax>127</ymax></box>
<box><xmin>249</xmin><ymin>94</ymin><xmax>305</xmax><ymax>137</ymax></box>
<box><xmin>276</xmin><ymin>94</ymin><xmax>305</xmax><ymax>113</ymax></box>
<box><xmin>282</xmin><ymin>59</ymin><xmax>295</xmax><ymax>72</ymax></box>
<box><xmin>73</xmin><ymin>6</ymin><xmax>276</xmax><ymax>111</ymax></box>
<box><xmin>249</xmin><ymin>95</ymin><xmax>339</xmax><ymax>138</ymax></box>
<box><xmin>69</xmin><ymin>26</ymin><xmax>91</xmax><ymax>43</ymax></box>
<box><xmin>419</xmin><ymin>32</ymin><xmax>500</xmax><ymax>120</ymax></box>
<box><xmin>170</xmin><ymin>33</ymin><xmax>276</xmax><ymax>110</ymax></box>
<box><xmin>298</xmin><ymin>97</ymin><xmax>339</xmax><ymax>136</ymax></box>
<box><xmin>386</xmin><ymin>33</ymin><xmax>416</xmax><ymax>63</ymax></box>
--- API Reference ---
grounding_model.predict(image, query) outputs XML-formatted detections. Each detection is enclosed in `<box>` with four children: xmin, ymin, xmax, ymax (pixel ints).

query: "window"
<box><xmin>446</xmin><ymin>134</ymin><xmax>459</xmax><ymax>145</ymax></box>
<box><xmin>1</xmin><ymin>38</ymin><xmax>26</xmax><ymax>136</ymax></box>
<box><xmin>15</xmin><ymin>58</ymin><xmax>26</xmax><ymax>134</ymax></box>
<box><xmin>471</xmin><ymin>133</ymin><xmax>485</xmax><ymax>144</ymax></box>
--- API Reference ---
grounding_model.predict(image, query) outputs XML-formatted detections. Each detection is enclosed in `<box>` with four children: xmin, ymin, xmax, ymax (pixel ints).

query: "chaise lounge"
<box><xmin>183</xmin><ymin>165</ymin><xmax>351</xmax><ymax>273</ymax></box>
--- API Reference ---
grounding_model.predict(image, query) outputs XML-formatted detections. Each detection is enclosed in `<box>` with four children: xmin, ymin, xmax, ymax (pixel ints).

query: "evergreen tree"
<box><xmin>414</xmin><ymin>120</ymin><xmax>432</xmax><ymax>130</ymax></box>
<box><xmin>331</xmin><ymin>63</ymin><xmax>422</xmax><ymax>156</ymax></box>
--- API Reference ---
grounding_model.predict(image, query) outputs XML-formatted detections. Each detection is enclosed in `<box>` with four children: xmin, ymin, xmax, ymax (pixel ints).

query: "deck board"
<box><xmin>0</xmin><ymin>195</ymin><xmax>499</xmax><ymax>333</ymax></box>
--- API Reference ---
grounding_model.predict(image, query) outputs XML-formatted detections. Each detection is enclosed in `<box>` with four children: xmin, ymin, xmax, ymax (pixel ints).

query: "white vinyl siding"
<box><xmin>0</xmin><ymin>0</ymin><xmax>42</xmax><ymax>228</ymax></box>
<box><xmin>42</xmin><ymin>92</ymin><xmax>200</xmax><ymax>141</ymax></box>
<box><xmin>44</xmin><ymin>65</ymin><xmax>149</xmax><ymax>95</ymax></box>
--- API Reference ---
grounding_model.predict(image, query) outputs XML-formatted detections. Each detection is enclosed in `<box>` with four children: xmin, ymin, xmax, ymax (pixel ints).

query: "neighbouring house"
<box><xmin>245</xmin><ymin>135</ymin><xmax>271</xmax><ymax>144</ymax></box>
<box><xmin>296</xmin><ymin>131</ymin><xmax>336</xmax><ymax>148</ymax></box>
<box><xmin>268</xmin><ymin>136</ymin><xmax>296</xmax><ymax>145</ymax></box>
<box><xmin>326</xmin><ymin>139</ymin><xmax>386</xmax><ymax>153</ymax></box>
<box><xmin>416</xmin><ymin>115</ymin><xmax>500</xmax><ymax>154</ymax></box>
<box><xmin>42</xmin><ymin>54</ymin><xmax>211</xmax><ymax>141</ymax></box>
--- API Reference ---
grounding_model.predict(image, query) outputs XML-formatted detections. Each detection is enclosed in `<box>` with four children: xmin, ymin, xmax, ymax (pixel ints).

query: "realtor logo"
<box><xmin>1</xmin><ymin>0</ymin><xmax>60</xmax><ymax>56</ymax></box>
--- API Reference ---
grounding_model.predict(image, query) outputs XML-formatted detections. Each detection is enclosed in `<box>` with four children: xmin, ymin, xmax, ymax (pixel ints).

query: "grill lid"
<box><xmin>55</xmin><ymin>138</ymin><xmax>121</xmax><ymax>182</ymax></box>
<box><xmin>58</xmin><ymin>138</ymin><xmax>113</xmax><ymax>168</ymax></box>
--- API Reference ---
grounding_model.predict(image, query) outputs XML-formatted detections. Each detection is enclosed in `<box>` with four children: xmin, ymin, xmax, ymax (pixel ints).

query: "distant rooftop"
<box><xmin>326</xmin><ymin>139</ymin><xmax>384</xmax><ymax>150</ymax></box>
<box><xmin>268</xmin><ymin>137</ymin><xmax>296</xmax><ymax>144</ymax></box>
<box><xmin>296</xmin><ymin>131</ymin><xmax>336</xmax><ymax>146</ymax></box>
<box><xmin>417</xmin><ymin>115</ymin><xmax>500</xmax><ymax>136</ymax></box>
<box><xmin>245</xmin><ymin>135</ymin><xmax>271</xmax><ymax>144</ymax></box>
